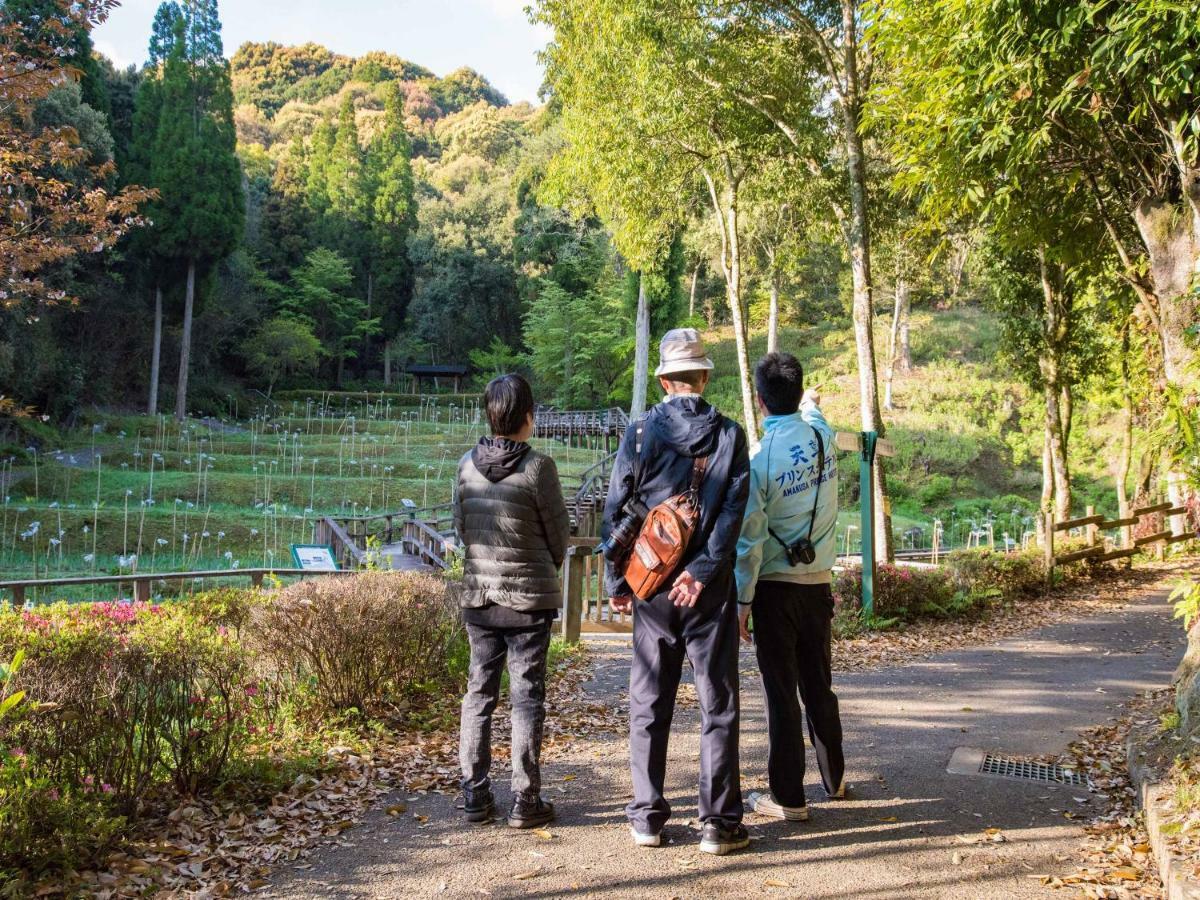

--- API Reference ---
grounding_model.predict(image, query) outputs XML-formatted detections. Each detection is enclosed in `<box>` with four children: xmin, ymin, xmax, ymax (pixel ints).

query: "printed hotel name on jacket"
<box><xmin>776</xmin><ymin>440</ymin><xmax>834</xmax><ymax>497</ymax></box>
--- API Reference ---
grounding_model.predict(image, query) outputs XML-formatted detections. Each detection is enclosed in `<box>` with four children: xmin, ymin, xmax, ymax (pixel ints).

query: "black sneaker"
<box><xmin>463</xmin><ymin>786</ymin><xmax>495</xmax><ymax>823</ymax></box>
<box><xmin>507</xmin><ymin>793</ymin><xmax>555</xmax><ymax>829</ymax></box>
<box><xmin>699</xmin><ymin>821</ymin><xmax>750</xmax><ymax>856</ymax></box>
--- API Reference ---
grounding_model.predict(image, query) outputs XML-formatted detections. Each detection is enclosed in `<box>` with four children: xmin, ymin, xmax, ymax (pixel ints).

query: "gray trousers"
<box><xmin>627</xmin><ymin>588</ymin><xmax>743</xmax><ymax>832</ymax></box>
<box><xmin>459</xmin><ymin>622</ymin><xmax>551</xmax><ymax>796</ymax></box>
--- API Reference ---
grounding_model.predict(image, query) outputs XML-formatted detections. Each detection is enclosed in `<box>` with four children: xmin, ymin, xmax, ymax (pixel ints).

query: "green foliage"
<box><xmin>0</xmin><ymin>650</ymin><xmax>25</xmax><ymax>723</ymax></box>
<box><xmin>286</xmin><ymin>248</ymin><xmax>380</xmax><ymax>380</ymax></box>
<box><xmin>242</xmin><ymin>315</ymin><xmax>323</xmax><ymax>395</ymax></box>
<box><xmin>144</xmin><ymin>3</ymin><xmax>244</xmax><ymax>267</ymax></box>
<box><xmin>427</xmin><ymin>67</ymin><xmax>507</xmax><ymax>115</ymax></box>
<box><xmin>468</xmin><ymin>337</ymin><xmax>523</xmax><ymax>379</ymax></box>
<box><xmin>1171</xmin><ymin>578</ymin><xmax>1200</xmax><ymax>630</ymax></box>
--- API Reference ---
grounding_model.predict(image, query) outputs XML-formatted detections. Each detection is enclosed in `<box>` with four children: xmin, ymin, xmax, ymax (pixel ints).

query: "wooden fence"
<box><xmin>1044</xmin><ymin>500</ymin><xmax>1197</xmax><ymax>583</ymax></box>
<box><xmin>0</xmin><ymin>568</ymin><xmax>356</xmax><ymax>607</ymax></box>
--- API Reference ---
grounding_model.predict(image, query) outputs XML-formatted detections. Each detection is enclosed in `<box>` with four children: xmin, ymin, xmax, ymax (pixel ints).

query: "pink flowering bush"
<box><xmin>0</xmin><ymin>600</ymin><xmax>260</xmax><ymax>876</ymax></box>
<box><xmin>0</xmin><ymin>571</ymin><xmax>462</xmax><ymax>880</ymax></box>
<box><xmin>833</xmin><ymin>563</ymin><xmax>959</xmax><ymax>621</ymax></box>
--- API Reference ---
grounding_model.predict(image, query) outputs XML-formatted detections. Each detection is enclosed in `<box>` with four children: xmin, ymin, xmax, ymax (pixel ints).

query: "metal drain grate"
<box><xmin>947</xmin><ymin>747</ymin><xmax>1087</xmax><ymax>786</ymax></box>
<box><xmin>979</xmin><ymin>753</ymin><xmax>1086</xmax><ymax>786</ymax></box>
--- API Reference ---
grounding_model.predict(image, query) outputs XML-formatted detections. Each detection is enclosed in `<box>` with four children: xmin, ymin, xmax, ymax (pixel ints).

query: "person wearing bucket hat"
<box><xmin>601</xmin><ymin>327</ymin><xmax>751</xmax><ymax>856</ymax></box>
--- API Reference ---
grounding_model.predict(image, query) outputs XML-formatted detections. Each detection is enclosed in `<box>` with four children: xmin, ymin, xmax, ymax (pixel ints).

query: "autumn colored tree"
<box><xmin>0</xmin><ymin>0</ymin><xmax>151</xmax><ymax>314</ymax></box>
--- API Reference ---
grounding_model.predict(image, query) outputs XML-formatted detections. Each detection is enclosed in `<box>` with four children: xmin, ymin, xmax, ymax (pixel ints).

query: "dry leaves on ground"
<box><xmin>39</xmin><ymin>651</ymin><xmax>614</xmax><ymax>898</ymax></box>
<box><xmin>1040</xmin><ymin>690</ymin><xmax>1169</xmax><ymax>898</ymax></box>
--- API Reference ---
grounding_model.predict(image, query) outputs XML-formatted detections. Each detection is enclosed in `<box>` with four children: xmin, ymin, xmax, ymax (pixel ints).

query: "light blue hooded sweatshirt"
<box><xmin>734</xmin><ymin>398</ymin><xmax>838</xmax><ymax>605</ymax></box>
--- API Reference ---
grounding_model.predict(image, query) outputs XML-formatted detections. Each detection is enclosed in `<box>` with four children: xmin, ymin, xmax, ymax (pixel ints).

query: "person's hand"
<box><xmin>668</xmin><ymin>571</ymin><xmax>704</xmax><ymax>607</ymax></box>
<box><xmin>738</xmin><ymin>605</ymin><xmax>753</xmax><ymax>643</ymax></box>
<box><xmin>610</xmin><ymin>595</ymin><xmax>634</xmax><ymax>615</ymax></box>
<box><xmin>803</xmin><ymin>383</ymin><xmax>823</xmax><ymax>407</ymax></box>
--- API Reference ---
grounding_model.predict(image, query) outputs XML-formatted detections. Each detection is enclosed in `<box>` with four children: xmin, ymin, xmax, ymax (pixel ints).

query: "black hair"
<box><xmin>755</xmin><ymin>352</ymin><xmax>804</xmax><ymax>415</ymax></box>
<box><xmin>485</xmin><ymin>373</ymin><xmax>535</xmax><ymax>436</ymax></box>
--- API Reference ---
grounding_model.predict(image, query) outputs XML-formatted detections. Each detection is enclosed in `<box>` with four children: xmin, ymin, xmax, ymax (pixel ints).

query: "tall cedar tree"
<box><xmin>128</xmin><ymin>1</ymin><xmax>182</xmax><ymax>413</ymax></box>
<box><xmin>369</xmin><ymin>82</ymin><xmax>416</xmax><ymax>377</ymax></box>
<box><xmin>144</xmin><ymin>0</ymin><xmax>243</xmax><ymax>420</ymax></box>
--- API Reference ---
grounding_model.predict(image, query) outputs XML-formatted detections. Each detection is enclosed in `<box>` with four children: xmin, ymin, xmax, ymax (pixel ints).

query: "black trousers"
<box><xmin>751</xmin><ymin>580</ymin><xmax>844</xmax><ymax>807</ymax></box>
<box><xmin>627</xmin><ymin>584</ymin><xmax>742</xmax><ymax>832</ymax></box>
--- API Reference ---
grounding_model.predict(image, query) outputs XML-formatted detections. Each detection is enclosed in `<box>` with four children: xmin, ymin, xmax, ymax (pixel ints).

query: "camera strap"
<box><xmin>768</xmin><ymin>428</ymin><xmax>825</xmax><ymax>559</ymax></box>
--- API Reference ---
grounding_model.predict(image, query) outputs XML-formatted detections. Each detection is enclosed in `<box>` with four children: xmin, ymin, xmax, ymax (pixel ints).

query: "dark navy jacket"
<box><xmin>602</xmin><ymin>395</ymin><xmax>750</xmax><ymax>607</ymax></box>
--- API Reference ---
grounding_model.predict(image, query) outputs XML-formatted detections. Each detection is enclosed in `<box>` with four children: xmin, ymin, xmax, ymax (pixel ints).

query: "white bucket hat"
<box><xmin>654</xmin><ymin>327</ymin><xmax>714</xmax><ymax>377</ymax></box>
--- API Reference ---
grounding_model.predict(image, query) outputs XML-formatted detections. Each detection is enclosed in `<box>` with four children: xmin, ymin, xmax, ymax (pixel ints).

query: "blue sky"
<box><xmin>93</xmin><ymin>0</ymin><xmax>551</xmax><ymax>105</ymax></box>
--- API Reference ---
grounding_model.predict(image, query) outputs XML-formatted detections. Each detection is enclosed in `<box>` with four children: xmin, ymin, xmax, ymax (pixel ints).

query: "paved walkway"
<box><xmin>265</xmin><ymin>588</ymin><xmax>1184</xmax><ymax>899</ymax></box>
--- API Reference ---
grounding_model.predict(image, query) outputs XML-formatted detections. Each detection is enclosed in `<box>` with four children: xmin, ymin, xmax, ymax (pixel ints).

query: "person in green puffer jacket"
<box><xmin>453</xmin><ymin>373</ymin><xmax>570</xmax><ymax>830</ymax></box>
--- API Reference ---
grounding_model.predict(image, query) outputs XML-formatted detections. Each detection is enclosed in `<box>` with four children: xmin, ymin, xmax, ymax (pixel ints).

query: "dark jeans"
<box><xmin>627</xmin><ymin>584</ymin><xmax>742</xmax><ymax>833</ymax></box>
<box><xmin>751</xmin><ymin>580</ymin><xmax>844</xmax><ymax>807</ymax></box>
<box><xmin>459</xmin><ymin>621</ymin><xmax>552</xmax><ymax>797</ymax></box>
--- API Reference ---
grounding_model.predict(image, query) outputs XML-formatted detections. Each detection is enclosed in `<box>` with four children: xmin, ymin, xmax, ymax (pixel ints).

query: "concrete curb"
<box><xmin>1125</xmin><ymin>726</ymin><xmax>1200</xmax><ymax>900</ymax></box>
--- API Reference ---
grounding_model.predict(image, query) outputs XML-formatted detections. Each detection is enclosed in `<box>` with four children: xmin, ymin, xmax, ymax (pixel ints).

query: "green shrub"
<box><xmin>833</xmin><ymin>564</ymin><xmax>960</xmax><ymax>621</ymax></box>
<box><xmin>0</xmin><ymin>602</ymin><xmax>262</xmax><ymax>804</ymax></box>
<box><xmin>0</xmin><ymin>756</ymin><xmax>125</xmax><ymax>883</ymax></box>
<box><xmin>248</xmin><ymin>570</ymin><xmax>462</xmax><ymax>716</ymax></box>
<box><xmin>915</xmin><ymin>475</ymin><xmax>954</xmax><ymax>507</ymax></box>
<box><xmin>945</xmin><ymin>548</ymin><xmax>1044</xmax><ymax>603</ymax></box>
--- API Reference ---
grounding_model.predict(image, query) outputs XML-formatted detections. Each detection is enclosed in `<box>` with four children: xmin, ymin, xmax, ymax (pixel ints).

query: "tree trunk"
<box><xmin>767</xmin><ymin>269</ymin><xmax>780</xmax><ymax>354</ymax></box>
<box><xmin>839</xmin><ymin>0</ymin><xmax>892</xmax><ymax>562</ymax></box>
<box><xmin>1116</xmin><ymin>327</ymin><xmax>1134</xmax><ymax>549</ymax></box>
<box><xmin>336</xmin><ymin>355</ymin><xmax>345</xmax><ymax>387</ymax></box>
<box><xmin>703</xmin><ymin>165</ymin><xmax>759</xmax><ymax>441</ymax></box>
<box><xmin>1037</xmin><ymin>249</ymin><xmax>1072</xmax><ymax>521</ymax></box>
<box><xmin>174</xmin><ymin>261</ymin><xmax>195</xmax><ymax>422</ymax></box>
<box><xmin>688</xmin><ymin>262</ymin><xmax>701</xmax><ymax>319</ymax></box>
<box><xmin>1044</xmin><ymin>380</ymin><xmax>1072</xmax><ymax>520</ymax></box>
<box><xmin>1039</xmin><ymin>431</ymin><xmax>1053</xmax><ymax>543</ymax></box>
<box><xmin>884</xmin><ymin>276</ymin><xmax>908</xmax><ymax>411</ymax></box>
<box><xmin>383</xmin><ymin>342</ymin><xmax>391</xmax><ymax>386</ymax></box>
<box><xmin>1133</xmin><ymin>190</ymin><xmax>1199</xmax><ymax>535</ymax></box>
<box><xmin>148</xmin><ymin>285</ymin><xmax>163</xmax><ymax>415</ymax></box>
<box><xmin>630</xmin><ymin>274</ymin><xmax>650</xmax><ymax>418</ymax></box>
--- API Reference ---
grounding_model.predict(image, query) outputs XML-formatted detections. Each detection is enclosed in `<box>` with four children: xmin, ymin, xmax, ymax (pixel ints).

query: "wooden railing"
<box><xmin>560</xmin><ymin>539</ymin><xmax>632</xmax><ymax>642</ymax></box>
<box><xmin>570</xmin><ymin>452</ymin><xmax>617</xmax><ymax>538</ymax></box>
<box><xmin>0</xmin><ymin>568</ymin><xmax>355</xmax><ymax>607</ymax></box>
<box><xmin>535</xmin><ymin>407</ymin><xmax>629</xmax><ymax>442</ymax></box>
<box><xmin>1044</xmin><ymin>500</ymin><xmax>1197</xmax><ymax>582</ymax></box>
<box><xmin>399</xmin><ymin>519</ymin><xmax>452</xmax><ymax>571</ymax></box>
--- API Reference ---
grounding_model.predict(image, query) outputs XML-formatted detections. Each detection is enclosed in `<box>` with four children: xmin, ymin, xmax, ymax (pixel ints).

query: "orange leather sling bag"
<box><xmin>623</xmin><ymin>453</ymin><xmax>710</xmax><ymax>601</ymax></box>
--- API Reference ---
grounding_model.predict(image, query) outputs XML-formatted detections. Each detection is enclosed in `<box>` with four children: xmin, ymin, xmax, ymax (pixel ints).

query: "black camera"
<box><xmin>780</xmin><ymin>537</ymin><xmax>817</xmax><ymax>567</ymax></box>
<box><xmin>596</xmin><ymin>491</ymin><xmax>649</xmax><ymax>560</ymax></box>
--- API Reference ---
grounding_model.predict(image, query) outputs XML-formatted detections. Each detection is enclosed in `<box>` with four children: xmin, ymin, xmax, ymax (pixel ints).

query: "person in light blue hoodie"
<box><xmin>735</xmin><ymin>352</ymin><xmax>844</xmax><ymax>822</ymax></box>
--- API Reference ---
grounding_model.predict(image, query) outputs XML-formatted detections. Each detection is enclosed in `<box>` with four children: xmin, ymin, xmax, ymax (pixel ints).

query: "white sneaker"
<box><xmin>748</xmin><ymin>791</ymin><xmax>809</xmax><ymax>821</ymax></box>
<box><xmin>630</xmin><ymin>825</ymin><xmax>662</xmax><ymax>847</ymax></box>
<box><xmin>827</xmin><ymin>779</ymin><xmax>846</xmax><ymax>800</ymax></box>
